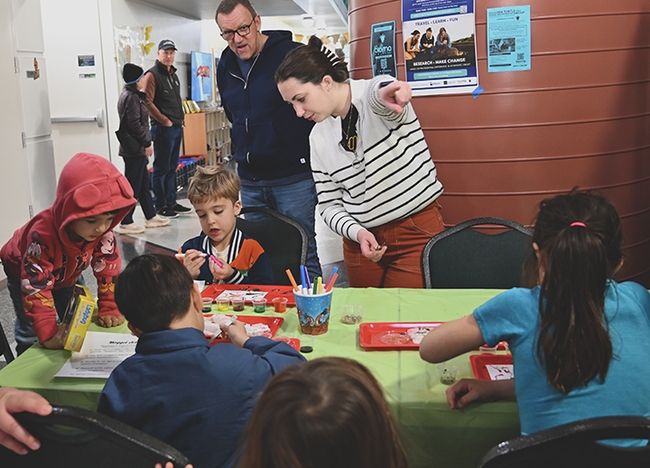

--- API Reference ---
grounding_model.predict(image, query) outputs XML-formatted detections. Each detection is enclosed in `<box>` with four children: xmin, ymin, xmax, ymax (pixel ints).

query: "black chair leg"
<box><xmin>0</xmin><ymin>320</ymin><xmax>15</xmax><ymax>363</ymax></box>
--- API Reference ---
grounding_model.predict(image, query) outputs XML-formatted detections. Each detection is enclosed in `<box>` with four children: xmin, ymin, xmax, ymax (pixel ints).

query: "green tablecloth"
<box><xmin>0</xmin><ymin>288</ymin><xmax>520</xmax><ymax>468</ymax></box>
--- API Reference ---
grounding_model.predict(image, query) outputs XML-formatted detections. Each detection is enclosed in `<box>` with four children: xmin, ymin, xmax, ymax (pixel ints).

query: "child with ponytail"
<box><xmin>419</xmin><ymin>190</ymin><xmax>650</xmax><ymax>443</ymax></box>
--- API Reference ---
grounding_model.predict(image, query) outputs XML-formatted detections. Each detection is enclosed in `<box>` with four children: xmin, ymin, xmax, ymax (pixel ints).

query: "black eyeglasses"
<box><xmin>220</xmin><ymin>18</ymin><xmax>255</xmax><ymax>41</ymax></box>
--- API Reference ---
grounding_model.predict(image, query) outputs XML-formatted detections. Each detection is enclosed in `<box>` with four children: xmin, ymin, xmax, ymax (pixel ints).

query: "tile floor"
<box><xmin>0</xmin><ymin>195</ymin><xmax>347</xmax><ymax>363</ymax></box>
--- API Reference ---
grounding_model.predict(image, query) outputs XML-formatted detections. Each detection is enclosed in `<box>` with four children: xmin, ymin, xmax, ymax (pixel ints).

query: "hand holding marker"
<box><xmin>175</xmin><ymin>249</ymin><xmax>223</xmax><ymax>268</ymax></box>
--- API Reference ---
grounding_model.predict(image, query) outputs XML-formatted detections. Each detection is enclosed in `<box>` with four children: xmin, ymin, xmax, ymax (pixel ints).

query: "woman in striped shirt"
<box><xmin>276</xmin><ymin>36</ymin><xmax>444</xmax><ymax>288</ymax></box>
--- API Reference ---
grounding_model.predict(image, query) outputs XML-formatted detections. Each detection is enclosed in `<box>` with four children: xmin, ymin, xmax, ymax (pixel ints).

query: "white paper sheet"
<box><xmin>216</xmin><ymin>290</ymin><xmax>268</xmax><ymax>301</ymax></box>
<box><xmin>486</xmin><ymin>364</ymin><xmax>514</xmax><ymax>381</ymax></box>
<box><xmin>55</xmin><ymin>332</ymin><xmax>138</xmax><ymax>378</ymax></box>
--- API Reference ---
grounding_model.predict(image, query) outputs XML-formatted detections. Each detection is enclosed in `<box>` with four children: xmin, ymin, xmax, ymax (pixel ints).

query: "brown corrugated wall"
<box><xmin>349</xmin><ymin>0</ymin><xmax>650</xmax><ymax>286</ymax></box>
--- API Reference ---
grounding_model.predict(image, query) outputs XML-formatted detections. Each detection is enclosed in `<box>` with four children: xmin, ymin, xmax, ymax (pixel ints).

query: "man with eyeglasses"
<box><xmin>215</xmin><ymin>0</ymin><xmax>322</xmax><ymax>280</ymax></box>
<box><xmin>141</xmin><ymin>39</ymin><xmax>191</xmax><ymax>219</ymax></box>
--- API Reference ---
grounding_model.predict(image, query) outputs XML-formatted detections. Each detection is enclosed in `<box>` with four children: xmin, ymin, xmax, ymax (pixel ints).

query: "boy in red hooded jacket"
<box><xmin>1</xmin><ymin>153</ymin><xmax>136</xmax><ymax>354</ymax></box>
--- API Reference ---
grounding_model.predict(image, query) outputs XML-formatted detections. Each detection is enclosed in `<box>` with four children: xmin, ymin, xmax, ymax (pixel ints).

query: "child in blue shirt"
<box><xmin>419</xmin><ymin>191</ymin><xmax>650</xmax><ymax>443</ymax></box>
<box><xmin>97</xmin><ymin>254</ymin><xmax>304</xmax><ymax>467</ymax></box>
<box><xmin>180</xmin><ymin>166</ymin><xmax>273</xmax><ymax>284</ymax></box>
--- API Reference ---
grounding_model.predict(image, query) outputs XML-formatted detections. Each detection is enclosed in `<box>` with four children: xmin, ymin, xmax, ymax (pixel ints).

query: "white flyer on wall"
<box><xmin>402</xmin><ymin>0</ymin><xmax>478</xmax><ymax>95</ymax></box>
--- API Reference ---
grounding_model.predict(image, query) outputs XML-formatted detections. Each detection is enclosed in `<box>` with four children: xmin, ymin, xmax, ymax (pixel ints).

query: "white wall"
<box><xmin>0</xmin><ymin>0</ymin><xmax>44</xmax><ymax>282</ymax></box>
<box><xmin>108</xmin><ymin>1</ymin><xmax>206</xmax><ymax>164</ymax></box>
<box><xmin>110</xmin><ymin>1</ymin><xmax>203</xmax><ymax>98</ymax></box>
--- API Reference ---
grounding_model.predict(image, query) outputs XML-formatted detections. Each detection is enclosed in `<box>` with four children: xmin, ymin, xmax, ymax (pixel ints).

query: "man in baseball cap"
<box><xmin>158</xmin><ymin>39</ymin><xmax>177</xmax><ymax>51</ymax></box>
<box><xmin>141</xmin><ymin>39</ymin><xmax>191</xmax><ymax>219</ymax></box>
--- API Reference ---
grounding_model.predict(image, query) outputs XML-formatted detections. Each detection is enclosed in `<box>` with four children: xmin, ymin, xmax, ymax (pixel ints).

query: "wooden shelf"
<box><xmin>183</xmin><ymin>108</ymin><xmax>231</xmax><ymax>166</ymax></box>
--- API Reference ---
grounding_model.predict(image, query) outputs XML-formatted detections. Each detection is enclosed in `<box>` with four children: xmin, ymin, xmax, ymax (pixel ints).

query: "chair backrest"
<box><xmin>477</xmin><ymin>415</ymin><xmax>650</xmax><ymax>468</ymax></box>
<box><xmin>237</xmin><ymin>206</ymin><xmax>308</xmax><ymax>286</ymax></box>
<box><xmin>0</xmin><ymin>405</ymin><xmax>190</xmax><ymax>468</ymax></box>
<box><xmin>423</xmin><ymin>217</ymin><xmax>533</xmax><ymax>289</ymax></box>
<box><xmin>0</xmin><ymin>319</ymin><xmax>14</xmax><ymax>363</ymax></box>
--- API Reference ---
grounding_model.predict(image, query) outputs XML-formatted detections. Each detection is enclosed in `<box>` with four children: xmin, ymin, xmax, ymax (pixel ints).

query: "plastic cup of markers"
<box><xmin>231</xmin><ymin>296</ymin><xmax>245</xmax><ymax>312</ymax></box>
<box><xmin>272</xmin><ymin>297</ymin><xmax>288</xmax><ymax>313</ymax></box>
<box><xmin>252</xmin><ymin>298</ymin><xmax>267</xmax><ymax>313</ymax></box>
<box><xmin>294</xmin><ymin>289</ymin><xmax>333</xmax><ymax>336</ymax></box>
<box><xmin>216</xmin><ymin>298</ymin><xmax>230</xmax><ymax>312</ymax></box>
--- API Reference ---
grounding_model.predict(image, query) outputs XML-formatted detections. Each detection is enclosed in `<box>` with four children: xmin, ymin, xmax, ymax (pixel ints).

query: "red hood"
<box><xmin>53</xmin><ymin>152</ymin><xmax>136</xmax><ymax>242</ymax></box>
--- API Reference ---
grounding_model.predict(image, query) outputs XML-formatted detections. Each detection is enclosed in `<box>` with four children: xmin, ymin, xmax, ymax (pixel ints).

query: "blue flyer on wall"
<box><xmin>487</xmin><ymin>5</ymin><xmax>531</xmax><ymax>72</ymax></box>
<box><xmin>371</xmin><ymin>21</ymin><xmax>397</xmax><ymax>78</ymax></box>
<box><xmin>402</xmin><ymin>0</ymin><xmax>477</xmax><ymax>95</ymax></box>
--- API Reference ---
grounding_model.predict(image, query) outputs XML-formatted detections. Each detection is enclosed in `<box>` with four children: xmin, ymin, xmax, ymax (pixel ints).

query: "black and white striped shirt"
<box><xmin>310</xmin><ymin>76</ymin><xmax>443</xmax><ymax>241</ymax></box>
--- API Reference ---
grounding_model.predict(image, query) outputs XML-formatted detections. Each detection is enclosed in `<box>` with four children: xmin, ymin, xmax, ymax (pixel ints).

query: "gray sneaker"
<box><xmin>144</xmin><ymin>215</ymin><xmax>171</xmax><ymax>228</ymax></box>
<box><xmin>115</xmin><ymin>223</ymin><xmax>145</xmax><ymax>234</ymax></box>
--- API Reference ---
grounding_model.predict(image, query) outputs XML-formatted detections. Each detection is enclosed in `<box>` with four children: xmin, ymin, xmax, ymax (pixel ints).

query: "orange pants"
<box><xmin>343</xmin><ymin>201</ymin><xmax>444</xmax><ymax>288</ymax></box>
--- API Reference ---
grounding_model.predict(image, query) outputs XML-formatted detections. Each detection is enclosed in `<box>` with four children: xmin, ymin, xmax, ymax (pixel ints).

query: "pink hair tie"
<box><xmin>570</xmin><ymin>222</ymin><xmax>587</xmax><ymax>228</ymax></box>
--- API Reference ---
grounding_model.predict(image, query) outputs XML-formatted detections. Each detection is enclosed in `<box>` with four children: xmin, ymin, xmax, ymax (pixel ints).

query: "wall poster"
<box><xmin>371</xmin><ymin>21</ymin><xmax>397</xmax><ymax>78</ymax></box>
<box><xmin>402</xmin><ymin>0</ymin><xmax>478</xmax><ymax>95</ymax></box>
<box><xmin>487</xmin><ymin>5</ymin><xmax>531</xmax><ymax>72</ymax></box>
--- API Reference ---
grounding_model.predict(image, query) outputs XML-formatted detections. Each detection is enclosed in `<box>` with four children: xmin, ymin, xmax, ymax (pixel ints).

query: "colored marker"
<box><xmin>175</xmin><ymin>253</ymin><xmax>207</xmax><ymax>259</ymax></box>
<box><xmin>286</xmin><ymin>269</ymin><xmax>300</xmax><ymax>292</ymax></box>
<box><xmin>209</xmin><ymin>254</ymin><xmax>224</xmax><ymax>268</ymax></box>
<box><xmin>325</xmin><ymin>267</ymin><xmax>338</xmax><ymax>290</ymax></box>
<box><xmin>300</xmin><ymin>265</ymin><xmax>307</xmax><ymax>292</ymax></box>
<box><xmin>303</xmin><ymin>266</ymin><xmax>312</xmax><ymax>290</ymax></box>
<box><xmin>325</xmin><ymin>273</ymin><xmax>338</xmax><ymax>292</ymax></box>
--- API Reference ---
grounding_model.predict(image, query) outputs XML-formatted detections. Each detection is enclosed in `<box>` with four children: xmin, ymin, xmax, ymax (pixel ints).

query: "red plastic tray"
<box><xmin>204</xmin><ymin>314</ymin><xmax>284</xmax><ymax>343</ymax></box>
<box><xmin>359</xmin><ymin>322</ymin><xmax>442</xmax><ymax>351</ymax></box>
<box><xmin>201</xmin><ymin>284</ymin><xmax>296</xmax><ymax>308</ymax></box>
<box><xmin>469</xmin><ymin>354</ymin><xmax>513</xmax><ymax>380</ymax></box>
<box><xmin>272</xmin><ymin>336</ymin><xmax>300</xmax><ymax>352</ymax></box>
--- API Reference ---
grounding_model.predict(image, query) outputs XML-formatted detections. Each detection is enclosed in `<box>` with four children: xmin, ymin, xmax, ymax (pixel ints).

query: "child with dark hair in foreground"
<box><xmin>420</xmin><ymin>190</ymin><xmax>650</xmax><ymax>444</ymax></box>
<box><xmin>239</xmin><ymin>357</ymin><xmax>408</xmax><ymax>468</ymax></box>
<box><xmin>97</xmin><ymin>254</ymin><xmax>304</xmax><ymax>468</ymax></box>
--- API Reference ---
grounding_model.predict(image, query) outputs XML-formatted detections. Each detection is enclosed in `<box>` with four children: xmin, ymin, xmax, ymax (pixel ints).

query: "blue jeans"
<box><xmin>5</xmin><ymin>266</ymin><xmax>84</xmax><ymax>355</ymax></box>
<box><xmin>151</xmin><ymin>123</ymin><xmax>182</xmax><ymax>210</ymax></box>
<box><xmin>240</xmin><ymin>178</ymin><xmax>322</xmax><ymax>279</ymax></box>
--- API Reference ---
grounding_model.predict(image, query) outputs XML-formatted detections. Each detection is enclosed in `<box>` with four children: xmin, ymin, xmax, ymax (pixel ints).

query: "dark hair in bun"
<box><xmin>275</xmin><ymin>35</ymin><xmax>349</xmax><ymax>85</ymax></box>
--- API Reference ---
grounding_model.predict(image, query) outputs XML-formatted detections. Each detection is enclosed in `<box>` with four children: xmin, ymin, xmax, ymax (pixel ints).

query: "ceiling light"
<box><xmin>302</xmin><ymin>16</ymin><xmax>314</xmax><ymax>27</ymax></box>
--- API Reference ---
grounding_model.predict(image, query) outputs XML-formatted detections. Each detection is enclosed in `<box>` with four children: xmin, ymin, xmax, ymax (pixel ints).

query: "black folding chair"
<box><xmin>237</xmin><ymin>206</ymin><xmax>308</xmax><ymax>286</ymax></box>
<box><xmin>0</xmin><ymin>319</ymin><xmax>14</xmax><ymax>363</ymax></box>
<box><xmin>477</xmin><ymin>415</ymin><xmax>650</xmax><ymax>468</ymax></box>
<box><xmin>422</xmin><ymin>217</ymin><xmax>533</xmax><ymax>289</ymax></box>
<box><xmin>0</xmin><ymin>404</ymin><xmax>190</xmax><ymax>467</ymax></box>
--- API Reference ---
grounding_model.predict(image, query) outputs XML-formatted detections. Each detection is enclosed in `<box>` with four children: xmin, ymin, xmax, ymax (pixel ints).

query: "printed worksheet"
<box><xmin>486</xmin><ymin>363</ymin><xmax>514</xmax><ymax>380</ymax></box>
<box><xmin>55</xmin><ymin>332</ymin><xmax>138</xmax><ymax>378</ymax></box>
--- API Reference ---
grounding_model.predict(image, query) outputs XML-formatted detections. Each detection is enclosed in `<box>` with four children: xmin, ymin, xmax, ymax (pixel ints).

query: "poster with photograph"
<box><xmin>191</xmin><ymin>51</ymin><xmax>213</xmax><ymax>102</ymax></box>
<box><xmin>402</xmin><ymin>0</ymin><xmax>478</xmax><ymax>95</ymax></box>
<box><xmin>487</xmin><ymin>5</ymin><xmax>531</xmax><ymax>72</ymax></box>
<box><xmin>371</xmin><ymin>21</ymin><xmax>397</xmax><ymax>78</ymax></box>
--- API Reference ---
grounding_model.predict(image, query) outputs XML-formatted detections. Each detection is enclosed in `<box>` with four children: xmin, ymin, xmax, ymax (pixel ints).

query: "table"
<box><xmin>0</xmin><ymin>288</ymin><xmax>520</xmax><ymax>468</ymax></box>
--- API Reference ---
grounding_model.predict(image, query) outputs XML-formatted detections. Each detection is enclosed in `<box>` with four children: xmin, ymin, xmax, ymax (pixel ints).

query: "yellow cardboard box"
<box><xmin>61</xmin><ymin>285</ymin><xmax>97</xmax><ymax>352</ymax></box>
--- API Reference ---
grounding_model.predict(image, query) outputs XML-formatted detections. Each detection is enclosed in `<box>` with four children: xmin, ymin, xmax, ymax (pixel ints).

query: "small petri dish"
<box><xmin>379</xmin><ymin>331</ymin><xmax>410</xmax><ymax>345</ymax></box>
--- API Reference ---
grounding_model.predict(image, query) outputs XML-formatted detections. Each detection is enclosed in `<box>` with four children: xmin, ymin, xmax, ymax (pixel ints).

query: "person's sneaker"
<box><xmin>144</xmin><ymin>215</ymin><xmax>171</xmax><ymax>228</ymax></box>
<box><xmin>172</xmin><ymin>203</ymin><xmax>192</xmax><ymax>214</ymax></box>
<box><xmin>157</xmin><ymin>208</ymin><xmax>179</xmax><ymax>218</ymax></box>
<box><xmin>115</xmin><ymin>223</ymin><xmax>145</xmax><ymax>234</ymax></box>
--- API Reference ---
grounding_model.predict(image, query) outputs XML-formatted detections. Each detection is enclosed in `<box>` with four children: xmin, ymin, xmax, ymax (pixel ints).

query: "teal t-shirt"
<box><xmin>474</xmin><ymin>281</ymin><xmax>650</xmax><ymax>444</ymax></box>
